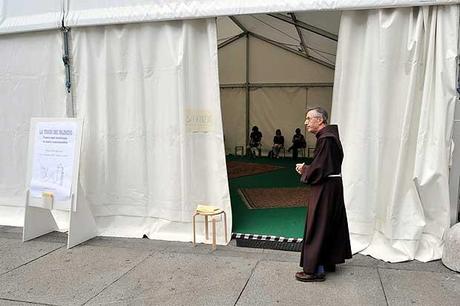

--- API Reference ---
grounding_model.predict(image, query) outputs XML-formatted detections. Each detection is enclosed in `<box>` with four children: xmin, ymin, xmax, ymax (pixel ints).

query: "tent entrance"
<box><xmin>217</xmin><ymin>12</ymin><xmax>338</xmax><ymax>243</ymax></box>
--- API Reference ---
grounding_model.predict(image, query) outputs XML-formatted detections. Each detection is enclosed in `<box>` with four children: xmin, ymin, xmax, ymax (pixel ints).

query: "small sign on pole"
<box><xmin>23</xmin><ymin>118</ymin><xmax>97</xmax><ymax>248</ymax></box>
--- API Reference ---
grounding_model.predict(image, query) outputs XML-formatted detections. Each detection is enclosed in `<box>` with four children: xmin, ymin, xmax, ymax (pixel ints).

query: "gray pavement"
<box><xmin>0</xmin><ymin>226</ymin><xmax>459</xmax><ymax>306</ymax></box>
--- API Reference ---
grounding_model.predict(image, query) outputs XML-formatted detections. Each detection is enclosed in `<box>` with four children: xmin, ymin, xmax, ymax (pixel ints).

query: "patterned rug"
<box><xmin>226</xmin><ymin>161</ymin><xmax>283</xmax><ymax>179</ymax></box>
<box><xmin>238</xmin><ymin>187</ymin><xmax>311</xmax><ymax>209</ymax></box>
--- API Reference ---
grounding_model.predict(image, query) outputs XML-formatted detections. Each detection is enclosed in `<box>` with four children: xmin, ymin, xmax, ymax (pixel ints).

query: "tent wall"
<box><xmin>0</xmin><ymin>30</ymin><xmax>67</xmax><ymax>225</ymax></box>
<box><xmin>218</xmin><ymin>34</ymin><xmax>334</xmax><ymax>154</ymax></box>
<box><xmin>218</xmin><ymin>36</ymin><xmax>246</xmax><ymax>84</ymax></box>
<box><xmin>220</xmin><ymin>88</ymin><xmax>246</xmax><ymax>154</ymax></box>
<box><xmin>71</xmin><ymin>19</ymin><xmax>231</xmax><ymax>242</ymax></box>
<box><xmin>250</xmin><ymin>87</ymin><xmax>307</xmax><ymax>152</ymax></box>
<box><xmin>332</xmin><ymin>5</ymin><xmax>459</xmax><ymax>262</ymax></box>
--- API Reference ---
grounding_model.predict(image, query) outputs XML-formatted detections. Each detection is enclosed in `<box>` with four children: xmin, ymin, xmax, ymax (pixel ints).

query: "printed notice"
<box><xmin>185</xmin><ymin>108</ymin><xmax>214</xmax><ymax>133</ymax></box>
<box><xmin>30</xmin><ymin>121</ymin><xmax>77</xmax><ymax>201</ymax></box>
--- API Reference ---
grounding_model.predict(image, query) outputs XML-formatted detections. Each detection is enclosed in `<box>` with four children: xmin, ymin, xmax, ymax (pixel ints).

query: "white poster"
<box><xmin>30</xmin><ymin>121</ymin><xmax>77</xmax><ymax>201</ymax></box>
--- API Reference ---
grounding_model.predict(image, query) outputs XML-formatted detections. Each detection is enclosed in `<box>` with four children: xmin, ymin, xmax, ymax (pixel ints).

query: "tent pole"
<box><xmin>220</xmin><ymin>82</ymin><xmax>333</xmax><ymax>88</ymax></box>
<box><xmin>268</xmin><ymin>13</ymin><xmax>338</xmax><ymax>42</ymax></box>
<box><xmin>218</xmin><ymin>32</ymin><xmax>246</xmax><ymax>49</ymax></box>
<box><xmin>289</xmin><ymin>13</ymin><xmax>309</xmax><ymax>56</ymax></box>
<box><xmin>245</xmin><ymin>32</ymin><xmax>250</xmax><ymax>148</ymax></box>
<box><xmin>62</xmin><ymin>27</ymin><xmax>75</xmax><ymax>118</ymax></box>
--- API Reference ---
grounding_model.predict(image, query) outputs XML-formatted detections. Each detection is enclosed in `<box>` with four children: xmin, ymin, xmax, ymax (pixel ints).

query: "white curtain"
<box><xmin>332</xmin><ymin>5</ymin><xmax>459</xmax><ymax>262</ymax></box>
<box><xmin>72</xmin><ymin>19</ymin><xmax>231</xmax><ymax>243</ymax></box>
<box><xmin>0</xmin><ymin>30</ymin><xmax>67</xmax><ymax>226</ymax></box>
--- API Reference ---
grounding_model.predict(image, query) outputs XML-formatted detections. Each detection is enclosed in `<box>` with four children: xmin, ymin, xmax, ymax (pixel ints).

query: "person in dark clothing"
<box><xmin>295</xmin><ymin>107</ymin><xmax>352</xmax><ymax>282</ymax></box>
<box><xmin>288</xmin><ymin>128</ymin><xmax>306</xmax><ymax>160</ymax></box>
<box><xmin>248</xmin><ymin>126</ymin><xmax>262</xmax><ymax>158</ymax></box>
<box><xmin>269</xmin><ymin>129</ymin><xmax>284</xmax><ymax>158</ymax></box>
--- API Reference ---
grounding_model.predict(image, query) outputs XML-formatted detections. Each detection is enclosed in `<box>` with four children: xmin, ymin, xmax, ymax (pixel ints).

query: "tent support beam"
<box><xmin>220</xmin><ymin>82</ymin><xmax>333</xmax><ymax>89</ymax></box>
<box><xmin>245</xmin><ymin>32</ymin><xmax>250</xmax><ymax>147</ymax></box>
<box><xmin>229</xmin><ymin>16</ymin><xmax>248</xmax><ymax>33</ymax></box>
<box><xmin>249</xmin><ymin>32</ymin><xmax>335</xmax><ymax>69</ymax></box>
<box><xmin>218</xmin><ymin>32</ymin><xmax>246</xmax><ymax>49</ymax></box>
<box><xmin>289</xmin><ymin>13</ymin><xmax>309</xmax><ymax>56</ymax></box>
<box><xmin>268</xmin><ymin>13</ymin><xmax>338</xmax><ymax>42</ymax></box>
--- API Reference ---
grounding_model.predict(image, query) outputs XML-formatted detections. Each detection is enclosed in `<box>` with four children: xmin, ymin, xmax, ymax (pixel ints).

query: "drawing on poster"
<box><xmin>30</xmin><ymin>121</ymin><xmax>77</xmax><ymax>201</ymax></box>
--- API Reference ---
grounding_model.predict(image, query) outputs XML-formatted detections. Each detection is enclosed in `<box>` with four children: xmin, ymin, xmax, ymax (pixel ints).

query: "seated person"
<box><xmin>248</xmin><ymin>126</ymin><xmax>262</xmax><ymax>158</ymax></box>
<box><xmin>269</xmin><ymin>129</ymin><xmax>284</xmax><ymax>158</ymax></box>
<box><xmin>288</xmin><ymin>128</ymin><xmax>306</xmax><ymax>160</ymax></box>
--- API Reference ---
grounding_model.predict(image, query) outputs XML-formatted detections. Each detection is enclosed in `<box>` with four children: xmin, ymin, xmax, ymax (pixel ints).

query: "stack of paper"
<box><xmin>196</xmin><ymin>205</ymin><xmax>220</xmax><ymax>213</ymax></box>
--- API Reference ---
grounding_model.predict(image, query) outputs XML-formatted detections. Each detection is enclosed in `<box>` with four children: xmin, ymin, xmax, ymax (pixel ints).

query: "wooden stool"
<box><xmin>192</xmin><ymin>208</ymin><xmax>227</xmax><ymax>250</ymax></box>
<box><xmin>235</xmin><ymin>145</ymin><xmax>244</xmax><ymax>156</ymax></box>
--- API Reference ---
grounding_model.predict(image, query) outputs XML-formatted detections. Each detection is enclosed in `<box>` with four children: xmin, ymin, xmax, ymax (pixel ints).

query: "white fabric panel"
<box><xmin>218</xmin><ymin>36</ymin><xmax>246</xmax><ymax>84</ymax></box>
<box><xmin>65</xmin><ymin>1</ymin><xmax>459</xmax><ymax>27</ymax></box>
<box><xmin>306</xmin><ymin>87</ymin><xmax>333</xmax><ymax>149</ymax></box>
<box><xmin>72</xmin><ymin>19</ymin><xmax>231</xmax><ymax>243</ymax></box>
<box><xmin>250</xmin><ymin>87</ymin><xmax>307</xmax><ymax>154</ymax></box>
<box><xmin>0</xmin><ymin>0</ymin><xmax>63</xmax><ymax>35</ymax></box>
<box><xmin>220</xmin><ymin>88</ymin><xmax>246</xmax><ymax>154</ymax></box>
<box><xmin>249</xmin><ymin>36</ymin><xmax>335</xmax><ymax>83</ymax></box>
<box><xmin>332</xmin><ymin>6</ymin><xmax>459</xmax><ymax>262</ymax></box>
<box><xmin>0</xmin><ymin>30</ymin><xmax>67</xmax><ymax>225</ymax></box>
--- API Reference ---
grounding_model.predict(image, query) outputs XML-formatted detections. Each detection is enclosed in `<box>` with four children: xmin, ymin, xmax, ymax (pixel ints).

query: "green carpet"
<box><xmin>227</xmin><ymin>155</ymin><xmax>311</xmax><ymax>239</ymax></box>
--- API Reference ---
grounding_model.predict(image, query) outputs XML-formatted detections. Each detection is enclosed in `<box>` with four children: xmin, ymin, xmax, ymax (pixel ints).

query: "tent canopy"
<box><xmin>1</xmin><ymin>0</ymin><xmax>458</xmax><ymax>34</ymax></box>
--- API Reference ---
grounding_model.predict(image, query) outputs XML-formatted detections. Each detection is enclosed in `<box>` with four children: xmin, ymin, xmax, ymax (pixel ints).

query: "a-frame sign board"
<box><xmin>23</xmin><ymin>118</ymin><xmax>97</xmax><ymax>248</ymax></box>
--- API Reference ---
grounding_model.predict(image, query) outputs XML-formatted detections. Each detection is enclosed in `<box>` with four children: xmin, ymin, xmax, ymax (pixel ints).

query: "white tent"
<box><xmin>0</xmin><ymin>0</ymin><xmax>459</xmax><ymax>262</ymax></box>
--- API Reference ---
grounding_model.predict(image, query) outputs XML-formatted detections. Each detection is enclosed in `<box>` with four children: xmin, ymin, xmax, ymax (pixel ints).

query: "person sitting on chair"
<box><xmin>288</xmin><ymin>128</ymin><xmax>306</xmax><ymax>160</ymax></box>
<box><xmin>248</xmin><ymin>126</ymin><xmax>262</xmax><ymax>158</ymax></box>
<box><xmin>269</xmin><ymin>129</ymin><xmax>284</xmax><ymax>159</ymax></box>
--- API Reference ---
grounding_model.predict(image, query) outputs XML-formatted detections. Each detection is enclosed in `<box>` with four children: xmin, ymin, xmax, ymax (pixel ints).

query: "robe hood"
<box><xmin>316</xmin><ymin>124</ymin><xmax>340</xmax><ymax>140</ymax></box>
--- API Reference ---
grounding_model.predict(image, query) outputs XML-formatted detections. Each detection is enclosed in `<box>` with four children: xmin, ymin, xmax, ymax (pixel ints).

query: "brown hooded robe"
<box><xmin>300</xmin><ymin>125</ymin><xmax>352</xmax><ymax>274</ymax></box>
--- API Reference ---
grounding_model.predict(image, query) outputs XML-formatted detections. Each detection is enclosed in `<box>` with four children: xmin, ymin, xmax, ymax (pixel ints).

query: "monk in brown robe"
<box><xmin>295</xmin><ymin>107</ymin><xmax>352</xmax><ymax>282</ymax></box>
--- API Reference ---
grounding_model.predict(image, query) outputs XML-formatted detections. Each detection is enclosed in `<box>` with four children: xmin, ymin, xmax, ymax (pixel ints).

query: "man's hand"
<box><xmin>295</xmin><ymin>163</ymin><xmax>305</xmax><ymax>175</ymax></box>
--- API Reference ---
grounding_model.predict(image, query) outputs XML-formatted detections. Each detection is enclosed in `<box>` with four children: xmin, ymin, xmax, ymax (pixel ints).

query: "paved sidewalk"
<box><xmin>0</xmin><ymin>225</ymin><xmax>459</xmax><ymax>306</ymax></box>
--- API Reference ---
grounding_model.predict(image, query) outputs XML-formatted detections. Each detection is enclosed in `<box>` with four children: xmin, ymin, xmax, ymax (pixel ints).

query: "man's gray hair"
<box><xmin>307</xmin><ymin>107</ymin><xmax>328</xmax><ymax>124</ymax></box>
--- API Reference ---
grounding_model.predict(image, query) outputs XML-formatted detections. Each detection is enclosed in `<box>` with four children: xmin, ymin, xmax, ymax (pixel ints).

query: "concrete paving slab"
<box><xmin>0</xmin><ymin>298</ymin><xmax>46</xmax><ymax>305</ymax></box>
<box><xmin>0</xmin><ymin>238</ymin><xmax>64</xmax><ymax>275</ymax></box>
<box><xmin>0</xmin><ymin>244</ymin><xmax>152</xmax><ymax>306</ymax></box>
<box><xmin>346</xmin><ymin>254</ymin><xmax>381</xmax><ymax>268</ymax></box>
<box><xmin>261</xmin><ymin>249</ymin><xmax>301</xmax><ymax>263</ymax></box>
<box><xmin>0</xmin><ymin>228</ymin><xmax>68</xmax><ymax>244</ymax></box>
<box><xmin>0</xmin><ymin>226</ymin><xmax>22</xmax><ymax>233</ymax></box>
<box><xmin>162</xmin><ymin>241</ymin><xmax>226</xmax><ymax>256</ymax></box>
<box><xmin>81</xmin><ymin>236</ymin><xmax>174</xmax><ymax>251</ymax></box>
<box><xmin>213</xmin><ymin>243</ymin><xmax>299</xmax><ymax>263</ymax></box>
<box><xmin>379</xmin><ymin>268</ymin><xmax>460</xmax><ymax>306</ymax></box>
<box><xmin>236</xmin><ymin>261</ymin><xmax>387</xmax><ymax>306</ymax></box>
<box><xmin>378</xmin><ymin>259</ymin><xmax>454</xmax><ymax>274</ymax></box>
<box><xmin>86</xmin><ymin>251</ymin><xmax>258</xmax><ymax>306</ymax></box>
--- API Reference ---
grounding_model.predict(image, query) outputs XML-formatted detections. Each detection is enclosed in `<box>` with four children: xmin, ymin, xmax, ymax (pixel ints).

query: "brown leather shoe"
<box><xmin>295</xmin><ymin>271</ymin><xmax>326</xmax><ymax>282</ymax></box>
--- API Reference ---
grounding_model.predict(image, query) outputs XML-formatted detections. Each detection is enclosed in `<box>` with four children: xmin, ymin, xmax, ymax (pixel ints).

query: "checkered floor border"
<box><xmin>232</xmin><ymin>233</ymin><xmax>302</xmax><ymax>243</ymax></box>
